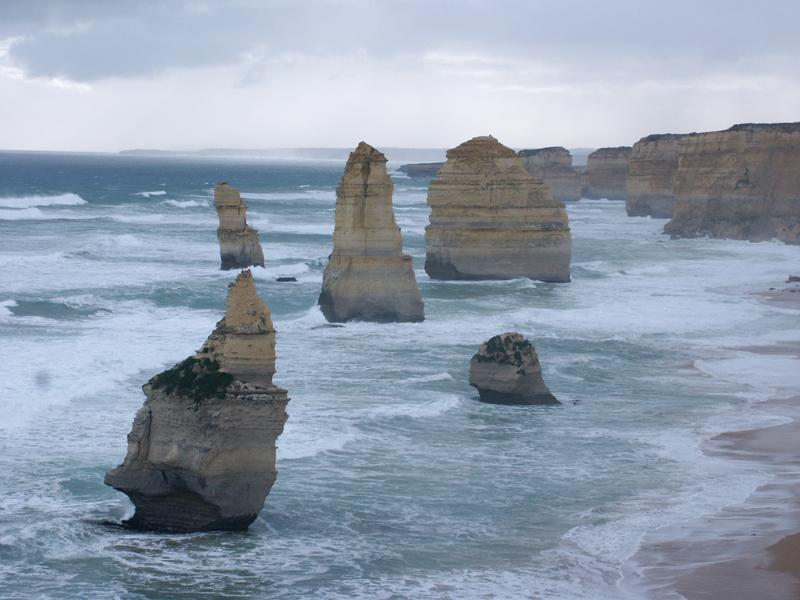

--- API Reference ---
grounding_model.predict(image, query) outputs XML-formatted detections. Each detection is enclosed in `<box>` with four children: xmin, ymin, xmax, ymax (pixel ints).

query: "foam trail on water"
<box><xmin>0</xmin><ymin>193</ymin><xmax>87</xmax><ymax>208</ymax></box>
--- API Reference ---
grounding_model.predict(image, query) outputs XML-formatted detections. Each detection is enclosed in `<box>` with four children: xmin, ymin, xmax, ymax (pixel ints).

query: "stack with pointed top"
<box><xmin>318</xmin><ymin>141</ymin><xmax>425</xmax><ymax>322</ymax></box>
<box><xmin>214</xmin><ymin>182</ymin><xmax>265</xmax><ymax>270</ymax></box>
<box><xmin>425</xmin><ymin>135</ymin><xmax>571</xmax><ymax>282</ymax></box>
<box><xmin>105</xmin><ymin>270</ymin><xmax>288</xmax><ymax>532</ymax></box>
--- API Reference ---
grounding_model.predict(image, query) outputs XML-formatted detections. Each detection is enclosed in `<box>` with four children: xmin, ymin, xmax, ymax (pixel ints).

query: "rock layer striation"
<box><xmin>469</xmin><ymin>332</ymin><xmax>558</xmax><ymax>405</ymax></box>
<box><xmin>583</xmin><ymin>147</ymin><xmax>631</xmax><ymax>200</ymax></box>
<box><xmin>318</xmin><ymin>142</ymin><xmax>424</xmax><ymax>322</ymax></box>
<box><xmin>105</xmin><ymin>270</ymin><xmax>288</xmax><ymax>532</ymax></box>
<box><xmin>425</xmin><ymin>136</ymin><xmax>571</xmax><ymax>282</ymax></box>
<box><xmin>665</xmin><ymin>123</ymin><xmax>800</xmax><ymax>244</ymax></box>
<box><xmin>518</xmin><ymin>147</ymin><xmax>581</xmax><ymax>202</ymax></box>
<box><xmin>215</xmin><ymin>182</ymin><xmax>265</xmax><ymax>270</ymax></box>
<box><xmin>626</xmin><ymin>134</ymin><xmax>687</xmax><ymax>218</ymax></box>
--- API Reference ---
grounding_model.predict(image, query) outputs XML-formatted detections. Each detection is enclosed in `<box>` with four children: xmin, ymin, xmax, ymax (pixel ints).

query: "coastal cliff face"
<box><xmin>626</xmin><ymin>134</ymin><xmax>686</xmax><ymax>218</ymax></box>
<box><xmin>425</xmin><ymin>136</ymin><xmax>571</xmax><ymax>282</ymax></box>
<box><xmin>583</xmin><ymin>147</ymin><xmax>631</xmax><ymax>200</ymax></box>
<box><xmin>105</xmin><ymin>270</ymin><xmax>288</xmax><ymax>532</ymax></box>
<box><xmin>215</xmin><ymin>183</ymin><xmax>265</xmax><ymax>270</ymax></box>
<box><xmin>665</xmin><ymin>123</ymin><xmax>800</xmax><ymax>244</ymax></box>
<box><xmin>469</xmin><ymin>332</ymin><xmax>558</xmax><ymax>405</ymax></box>
<box><xmin>518</xmin><ymin>147</ymin><xmax>581</xmax><ymax>202</ymax></box>
<box><xmin>318</xmin><ymin>142</ymin><xmax>424</xmax><ymax>322</ymax></box>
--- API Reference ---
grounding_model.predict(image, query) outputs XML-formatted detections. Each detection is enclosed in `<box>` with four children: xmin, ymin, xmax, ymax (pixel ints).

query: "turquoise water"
<box><xmin>1</xmin><ymin>151</ymin><xmax>799</xmax><ymax>599</ymax></box>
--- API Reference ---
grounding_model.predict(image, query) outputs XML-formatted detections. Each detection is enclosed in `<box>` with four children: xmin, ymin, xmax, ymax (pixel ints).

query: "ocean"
<box><xmin>0</xmin><ymin>151</ymin><xmax>798</xmax><ymax>599</ymax></box>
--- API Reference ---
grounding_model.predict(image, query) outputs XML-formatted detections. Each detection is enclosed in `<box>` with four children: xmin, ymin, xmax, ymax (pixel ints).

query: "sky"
<box><xmin>1</xmin><ymin>0</ymin><xmax>799</xmax><ymax>152</ymax></box>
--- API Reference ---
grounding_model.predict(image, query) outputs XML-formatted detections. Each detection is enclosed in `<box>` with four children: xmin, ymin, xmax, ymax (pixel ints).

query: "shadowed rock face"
<box><xmin>318</xmin><ymin>142</ymin><xmax>424</xmax><ymax>322</ymax></box>
<box><xmin>583</xmin><ymin>147</ymin><xmax>631</xmax><ymax>200</ymax></box>
<box><xmin>425</xmin><ymin>136</ymin><xmax>571</xmax><ymax>283</ymax></box>
<box><xmin>469</xmin><ymin>332</ymin><xmax>558</xmax><ymax>405</ymax></box>
<box><xmin>215</xmin><ymin>183</ymin><xmax>265</xmax><ymax>270</ymax></box>
<box><xmin>626</xmin><ymin>134</ymin><xmax>688</xmax><ymax>218</ymax></box>
<box><xmin>664</xmin><ymin>123</ymin><xmax>800</xmax><ymax>244</ymax></box>
<box><xmin>399</xmin><ymin>162</ymin><xmax>444</xmax><ymax>178</ymax></box>
<box><xmin>518</xmin><ymin>147</ymin><xmax>581</xmax><ymax>202</ymax></box>
<box><xmin>105</xmin><ymin>270</ymin><xmax>288</xmax><ymax>532</ymax></box>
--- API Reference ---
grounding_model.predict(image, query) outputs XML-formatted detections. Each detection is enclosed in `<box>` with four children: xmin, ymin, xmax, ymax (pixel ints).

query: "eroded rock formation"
<box><xmin>626</xmin><ymin>134</ymin><xmax>687</xmax><ymax>218</ymax></box>
<box><xmin>399</xmin><ymin>162</ymin><xmax>444</xmax><ymax>178</ymax></box>
<box><xmin>215</xmin><ymin>182</ymin><xmax>265</xmax><ymax>270</ymax></box>
<box><xmin>664</xmin><ymin>123</ymin><xmax>800</xmax><ymax>244</ymax></box>
<box><xmin>425</xmin><ymin>135</ymin><xmax>571</xmax><ymax>282</ymax></box>
<box><xmin>469</xmin><ymin>332</ymin><xmax>558</xmax><ymax>405</ymax></box>
<box><xmin>583</xmin><ymin>147</ymin><xmax>631</xmax><ymax>200</ymax></box>
<box><xmin>318</xmin><ymin>142</ymin><xmax>424</xmax><ymax>322</ymax></box>
<box><xmin>105</xmin><ymin>270</ymin><xmax>288</xmax><ymax>532</ymax></box>
<box><xmin>518</xmin><ymin>146</ymin><xmax>581</xmax><ymax>202</ymax></box>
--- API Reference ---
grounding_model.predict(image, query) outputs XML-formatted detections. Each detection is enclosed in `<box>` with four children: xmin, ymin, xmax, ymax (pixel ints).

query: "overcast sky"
<box><xmin>1</xmin><ymin>0</ymin><xmax>798</xmax><ymax>152</ymax></box>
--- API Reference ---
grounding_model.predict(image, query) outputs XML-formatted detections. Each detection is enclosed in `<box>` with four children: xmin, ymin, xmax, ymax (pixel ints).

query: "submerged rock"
<box><xmin>215</xmin><ymin>182</ymin><xmax>265</xmax><ymax>270</ymax></box>
<box><xmin>425</xmin><ymin>135</ymin><xmax>571</xmax><ymax>282</ymax></box>
<box><xmin>664</xmin><ymin>123</ymin><xmax>800</xmax><ymax>244</ymax></box>
<box><xmin>318</xmin><ymin>142</ymin><xmax>424</xmax><ymax>323</ymax></box>
<box><xmin>469</xmin><ymin>332</ymin><xmax>558</xmax><ymax>405</ymax></box>
<box><xmin>518</xmin><ymin>146</ymin><xmax>581</xmax><ymax>202</ymax></box>
<box><xmin>626</xmin><ymin>134</ymin><xmax>687</xmax><ymax>218</ymax></box>
<box><xmin>105</xmin><ymin>270</ymin><xmax>288</xmax><ymax>532</ymax></box>
<box><xmin>583</xmin><ymin>147</ymin><xmax>631</xmax><ymax>200</ymax></box>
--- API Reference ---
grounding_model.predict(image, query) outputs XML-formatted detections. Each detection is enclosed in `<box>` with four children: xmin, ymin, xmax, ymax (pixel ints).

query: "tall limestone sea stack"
<box><xmin>664</xmin><ymin>123</ymin><xmax>800</xmax><ymax>244</ymax></box>
<box><xmin>105</xmin><ymin>270</ymin><xmax>289</xmax><ymax>532</ymax></box>
<box><xmin>215</xmin><ymin>182</ymin><xmax>265</xmax><ymax>270</ymax></box>
<box><xmin>518</xmin><ymin>147</ymin><xmax>581</xmax><ymax>202</ymax></box>
<box><xmin>318</xmin><ymin>142</ymin><xmax>424</xmax><ymax>322</ymax></box>
<box><xmin>583</xmin><ymin>147</ymin><xmax>631</xmax><ymax>200</ymax></box>
<box><xmin>626</xmin><ymin>134</ymin><xmax>687</xmax><ymax>218</ymax></box>
<box><xmin>425</xmin><ymin>136</ymin><xmax>571</xmax><ymax>282</ymax></box>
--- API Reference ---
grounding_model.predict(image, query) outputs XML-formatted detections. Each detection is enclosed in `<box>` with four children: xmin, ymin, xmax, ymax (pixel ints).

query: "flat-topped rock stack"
<box><xmin>626</xmin><ymin>134</ymin><xmax>688</xmax><ymax>218</ymax></box>
<box><xmin>583</xmin><ymin>147</ymin><xmax>632</xmax><ymax>200</ymax></box>
<box><xmin>425</xmin><ymin>135</ymin><xmax>571</xmax><ymax>282</ymax></box>
<box><xmin>469</xmin><ymin>332</ymin><xmax>558</xmax><ymax>405</ymax></box>
<box><xmin>664</xmin><ymin>123</ymin><xmax>800</xmax><ymax>244</ymax></box>
<box><xmin>214</xmin><ymin>182</ymin><xmax>265</xmax><ymax>270</ymax></box>
<box><xmin>105</xmin><ymin>270</ymin><xmax>289</xmax><ymax>532</ymax></box>
<box><xmin>518</xmin><ymin>146</ymin><xmax>581</xmax><ymax>202</ymax></box>
<box><xmin>318</xmin><ymin>142</ymin><xmax>424</xmax><ymax>322</ymax></box>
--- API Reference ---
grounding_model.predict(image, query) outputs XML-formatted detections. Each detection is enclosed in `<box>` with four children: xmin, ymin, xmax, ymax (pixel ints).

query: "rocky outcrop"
<box><xmin>105</xmin><ymin>270</ymin><xmax>288</xmax><ymax>532</ymax></box>
<box><xmin>664</xmin><ymin>123</ymin><xmax>800</xmax><ymax>244</ymax></box>
<box><xmin>469</xmin><ymin>332</ymin><xmax>558</xmax><ymax>405</ymax></box>
<box><xmin>425</xmin><ymin>135</ymin><xmax>571</xmax><ymax>282</ymax></box>
<box><xmin>318</xmin><ymin>142</ymin><xmax>424</xmax><ymax>322</ymax></box>
<box><xmin>215</xmin><ymin>182</ymin><xmax>265</xmax><ymax>270</ymax></box>
<box><xmin>399</xmin><ymin>162</ymin><xmax>444</xmax><ymax>178</ymax></box>
<box><xmin>583</xmin><ymin>147</ymin><xmax>631</xmax><ymax>200</ymax></box>
<box><xmin>626</xmin><ymin>134</ymin><xmax>687</xmax><ymax>218</ymax></box>
<box><xmin>518</xmin><ymin>147</ymin><xmax>581</xmax><ymax>202</ymax></box>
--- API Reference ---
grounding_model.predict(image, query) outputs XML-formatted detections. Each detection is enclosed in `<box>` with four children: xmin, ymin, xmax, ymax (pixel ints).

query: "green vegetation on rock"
<box><xmin>150</xmin><ymin>357</ymin><xmax>233</xmax><ymax>403</ymax></box>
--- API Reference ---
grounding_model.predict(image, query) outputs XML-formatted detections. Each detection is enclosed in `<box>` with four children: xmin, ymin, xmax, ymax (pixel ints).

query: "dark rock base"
<box><xmin>476</xmin><ymin>389</ymin><xmax>560</xmax><ymax>405</ymax></box>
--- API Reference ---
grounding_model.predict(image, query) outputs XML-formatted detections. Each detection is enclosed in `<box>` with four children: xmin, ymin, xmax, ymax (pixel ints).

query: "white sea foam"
<box><xmin>242</xmin><ymin>189</ymin><xmax>336</xmax><ymax>202</ymax></box>
<box><xmin>405</xmin><ymin>371</ymin><xmax>454</xmax><ymax>383</ymax></box>
<box><xmin>0</xmin><ymin>299</ymin><xmax>17</xmax><ymax>318</ymax></box>
<box><xmin>365</xmin><ymin>394</ymin><xmax>461</xmax><ymax>419</ymax></box>
<box><xmin>134</xmin><ymin>190</ymin><xmax>167</xmax><ymax>197</ymax></box>
<box><xmin>0</xmin><ymin>207</ymin><xmax>45</xmax><ymax>220</ymax></box>
<box><xmin>0</xmin><ymin>193</ymin><xmax>87</xmax><ymax>208</ymax></box>
<box><xmin>163</xmin><ymin>199</ymin><xmax>206</xmax><ymax>208</ymax></box>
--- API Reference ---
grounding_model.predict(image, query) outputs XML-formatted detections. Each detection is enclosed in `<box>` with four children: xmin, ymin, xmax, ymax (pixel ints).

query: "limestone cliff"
<box><xmin>318</xmin><ymin>142</ymin><xmax>424</xmax><ymax>322</ymax></box>
<box><xmin>664</xmin><ymin>123</ymin><xmax>800</xmax><ymax>244</ymax></box>
<box><xmin>425</xmin><ymin>136</ymin><xmax>571</xmax><ymax>282</ymax></box>
<box><xmin>626</xmin><ymin>134</ymin><xmax>687</xmax><ymax>218</ymax></box>
<box><xmin>518</xmin><ymin>146</ymin><xmax>581</xmax><ymax>202</ymax></box>
<box><xmin>583</xmin><ymin>147</ymin><xmax>631</xmax><ymax>200</ymax></box>
<box><xmin>469</xmin><ymin>332</ymin><xmax>558</xmax><ymax>405</ymax></box>
<box><xmin>215</xmin><ymin>182</ymin><xmax>265</xmax><ymax>270</ymax></box>
<box><xmin>105</xmin><ymin>270</ymin><xmax>288</xmax><ymax>532</ymax></box>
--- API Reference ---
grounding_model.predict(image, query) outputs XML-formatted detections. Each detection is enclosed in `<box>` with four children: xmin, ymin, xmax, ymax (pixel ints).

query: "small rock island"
<box><xmin>469</xmin><ymin>332</ymin><xmax>558</xmax><ymax>405</ymax></box>
<box><xmin>318</xmin><ymin>142</ymin><xmax>424</xmax><ymax>323</ymax></box>
<box><xmin>517</xmin><ymin>146</ymin><xmax>581</xmax><ymax>203</ymax></box>
<box><xmin>215</xmin><ymin>182</ymin><xmax>265</xmax><ymax>270</ymax></box>
<box><xmin>105</xmin><ymin>270</ymin><xmax>289</xmax><ymax>532</ymax></box>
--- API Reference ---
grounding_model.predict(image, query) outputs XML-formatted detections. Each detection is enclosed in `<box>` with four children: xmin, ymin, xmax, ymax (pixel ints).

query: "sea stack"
<box><xmin>425</xmin><ymin>135</ymin><xmax>571</xmax><ymax>282</ymax></box>
<box><xmin>215</xmin><ymin>182</ymin><xmax>265</xmax><ymax>270</ymax></box>
<box><xmin>663</xmin><ymin>123</ymin><xmax>800</xmax><ymax>244</ymax></box>
<box><xmin>518</xmin><ymin>147</ymin><xmax>581</xmax><ymax>202</ymax></box>
<box><xmin>469</xmin><ymin>332</ymin><xmax>558</xmax><ymax>405</ymax></box>
<box><xmin>626</xmin><ymin>134</ymin><xmax>687</xmax><ymax>218</ymax></box>
<box><xmin>583</xmin><ymin>147</ymin><xmax>632</xmax><ymax>200</ymax></box>
<box><xmin>105</xmin><ymin>270</ymin><xmax>289</xmax><ymax>532</ymax></box>
<box><xmin>318</xmin><ymin>142</ymin><xmax>424</xmax><ymax>322</ymax></box>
